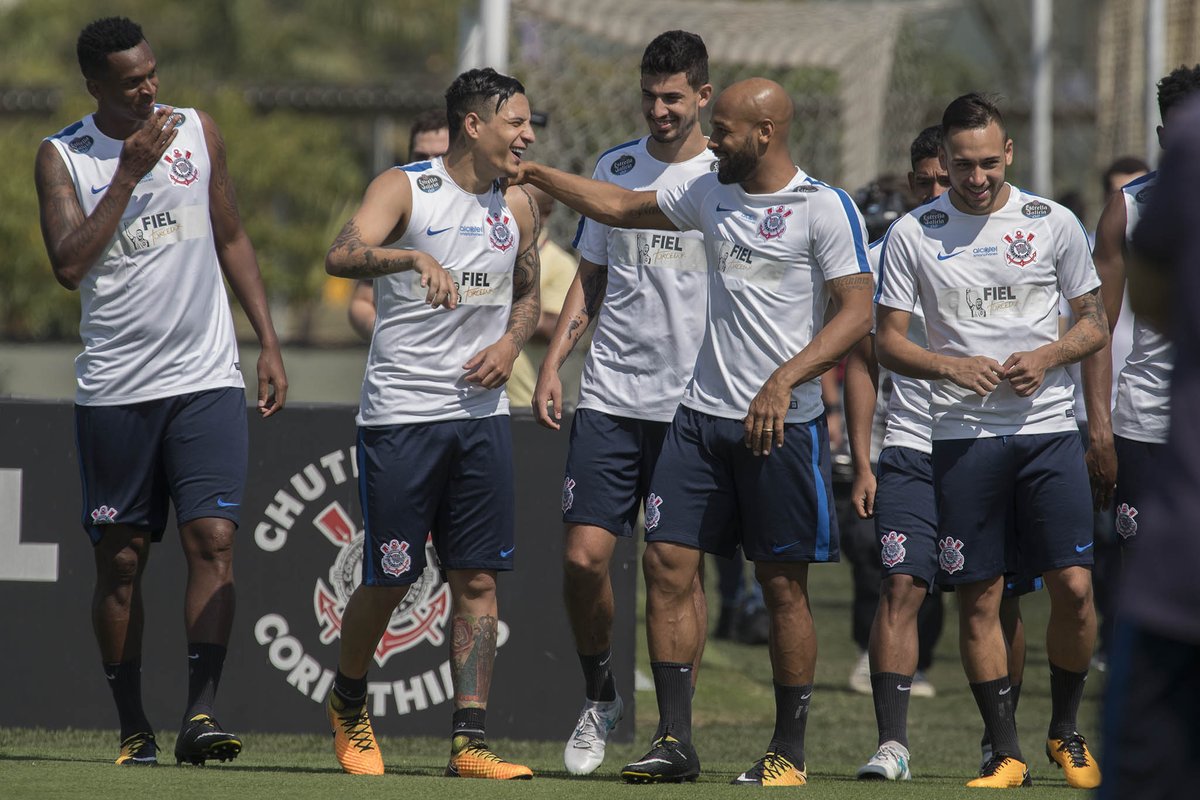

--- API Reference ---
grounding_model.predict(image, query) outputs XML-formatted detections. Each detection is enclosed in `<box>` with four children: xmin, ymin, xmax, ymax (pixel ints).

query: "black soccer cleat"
<box><xmin>620</xmin><ymin>733</ymin><xmax>700</xmax><ymax>783</ymax></box>
<box><xmin>174</xmin><ymin>714</ymin><xmax>242</xmax><ymax>765</ymax></box>
<box><xmin>115</xmin><ymin>731</ymin><xmax>159</xmax><ymax>766</ymax></box>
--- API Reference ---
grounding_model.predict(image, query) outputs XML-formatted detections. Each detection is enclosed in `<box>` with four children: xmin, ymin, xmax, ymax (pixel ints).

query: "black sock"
<box><xmin>1047</xmin><ymin>664</ymin><xmax>1087</xmax><ymax>740</ymax></box>
<box><xmin>767</xmin><ymin>683</ymin><xmax>812</xmax><ymax>766</ymax></box>
<box><xmin>452</xmin><ymin>707</ymin><xmax>486</xmax><ymax>744</ymax></box>
<box><xmin>651</xmin><ymin>661</ymin><xmax>693</xmax><ymax>743</ymax></box>
<box><xmin>870</xmin><ymin>672</ymin><xmax>912</xmax><ymax>748</ymax></box>
<box><xmin>104</xmin><ymin>660</ymin><xmax>151</xmax><ymax>740</ymax></box>
<box><xmin>1010</xmin><ymin>681</ymin><xmax>1022</xmax><ymax>716</ymax></box>
<box><xmin>578</xmin><ymin>649</ymin><xmax>616</xmax><ymax>702</ymax></box>
<box><xmin>184</xmin><ymin>643</ymin><xmax>226</xmax><ymax>721</ymax></box>
<box><xmin>970</xmin><ymin>677</ymin><xmax>1022</xmax><ymax>761</ymax></box>
<box><xmin>332</xmin><ymin>668</ymin><xmax>368</xmax><ymax>709</ymax></box>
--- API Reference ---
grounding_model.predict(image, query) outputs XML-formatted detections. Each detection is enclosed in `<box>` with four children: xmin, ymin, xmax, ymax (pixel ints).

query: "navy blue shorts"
<box><xmin>357</xmin><ymin>417</ymin><xmax>514</xmax><ymax>586</ymax></box>
<box><xmin>1114</xmin><ymin>435</ymin><xmax>1164</xmax><ymax>549</ymax></box>
<box><xmin>932</xmin><ymin>432</ymin><xmax>1093</xmax><ymax>585</ymax></box>
<box><xmin>643</xmin><ymin>406</ymin><xmax>839</xmax><ymax>563</ymax></box>
<box><xmin>874</xmin><ymin>446</ymin><xmax>938</xmax><ymax>588</ymax></box>
<box><xmin>75</xmin><ymin>387</ymin><xmax>248</xmax><ymax>544</ymax></box>
<box><xmin>562</xmin><ymin>408</ymin><xmax>669</xmax><ymax>537</ymax></box>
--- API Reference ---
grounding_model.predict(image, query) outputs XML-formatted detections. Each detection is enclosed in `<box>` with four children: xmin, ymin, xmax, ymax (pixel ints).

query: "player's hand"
<box><xmin>116</xmin><ymin>106</ymin><xmax>179</xmax><ymax>184</ymax></box>
<box><xmin>944</xmin><ymin>355</ymin><xmax>1005</xmax><ymax>396</ymax></box>
<box><xmin>851</xmin><ymin>469</ymin><xmax>877</xmax><ymax>519</ymax></box>
<box><xmin>257</xmin><ymin>342</ymin><xmax>288</xmax><ymax>418</ymax></box>
<box><xmin>506</xmin><ymin>160</ymin><xmax>531</xmax><ymax>184</ymax></box>
<box><xmin>533</xmin><ymin>365</ymin><xmax>563</xmax><ymax>430</ymax></box>
<box><xmin>1085</xmin><ymin>432</ymin><xmax>1117</xmax><ymax>511</ymax></box>
<box><xmin>413</xmin><ymin>252</ymin><xmax>458</xmax><ymax>309</ymax></box>
<box><xmin>1002</xmin><ymin>350</ymin><xmax>1052</xmax><ymax>397</ymax></box>
<box><xmin>464</xmin><ymin>336</ymin><xmax>519</xmax><ymax>389</ymax></box>
<box><xmin>743</xmin><ymin>373</ymin><xmax>792</xmax><ymax>456</ymax></box>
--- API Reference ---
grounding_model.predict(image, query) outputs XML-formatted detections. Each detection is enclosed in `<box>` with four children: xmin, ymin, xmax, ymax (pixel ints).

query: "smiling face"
<box><xmin>640</xmin><ymin>71</ymin><xmax>709</xmax><ymax>145</ymax></box>
<box><xmin>87</xmin><ymin>40</ymin><xmax>158</xmax><ymax>130</ymax></box>
<box><xmin>707</xmin><ymin>95</ymin><xmax>761</xmax><ymax>185</ymax></box>
<box><xmin>942</xmin><ymin>121</ymin><xmax>1013</xmax><ymax>215</ymax></box>
<box><xmin>470</xmin><ymin>92</ymin><xmax>536</xmax><ymax>178</ymax></box>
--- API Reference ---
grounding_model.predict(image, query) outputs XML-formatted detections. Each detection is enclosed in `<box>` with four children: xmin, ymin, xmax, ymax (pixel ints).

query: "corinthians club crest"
<box><xmin>880</xmin><ymin>531</ymin><xmax>908</xmax><ymax>568</ymax></box>
<box><xmin>163</xmin><ymin>148</ymin><xmax>199</xmax><ymax>186</ymax></box>
<box><xmin>938</xmin><ymin>536</ymin><xmax>966</xmax><ymax>574</ymax></box>
<box><xmin>312</xmin><ymin>501</ymin><xmax>450</xmax><ymax>666</ymax></box>
<box><xmin>1003</xmin><ymin>229</ymin><xmax>1037</xmax><ymax>268</ymax></box>
<box><xmin>487</xmin><ymin>213</ymin><xmax>515</xmax><ymax>252</ymax></box>
<box><xmin>757</xmin><ymin>205</ymin><xmax>792</xmax><ymax>241</ymax></box>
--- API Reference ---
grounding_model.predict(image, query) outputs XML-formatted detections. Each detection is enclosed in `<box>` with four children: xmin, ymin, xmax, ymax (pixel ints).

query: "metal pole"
<box><xmin>1031</xmin><ymin>0</ymin><xmax>1053</xmax><ymax>196</ymax></box>
<box><xmin>482</xmin><ymin>0</ymin><xmax>511</xmax><ymax>73</ymax></box>
<box><xmin>1146</xmin><ymin>0</ymin><xmax>1166</xmax><ymax>165</ymax></box>
<box><xmin>457</xmin><ymin>3</ymin><xmax>483</xmax><ymax>73</ymax></box>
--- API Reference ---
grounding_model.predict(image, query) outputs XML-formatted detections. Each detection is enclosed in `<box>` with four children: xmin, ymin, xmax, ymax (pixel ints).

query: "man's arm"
<box><xmin>36</xmin><ymin>106</ymin><xmax>180</xmax><ymax>290</ymax></box>
<box><xmin>347</xmin><ymin>280</ymin><xmax>376</xmax><ymax>341</ymax></box>
<box><xmin>462</xmin><ymin>185</ymin><xmax>541</xmax><ymax>389</ymax></box>
<box><xmin>532</xmin><ymin>255</ymin><xmax>608</xmax><ymax>429</ymax></box>
<box><xmin>1003</xmin><ymin>288</ymin><xmax>1108</xmax><ymax>397</ymax></box>
<box><xmin>843</xmin><ymin>334</ymin><xmax>879</xmax><ymax>518</ymax></box>
<box><xmin>743</xmin><ymin>273</ymin><xmax>873</xmax><ymax>456</ymax></box>
<box><xmin>517</xmin><ymin>162</ymin><xmax>677</xmax><ymax>231</ymax></box>
<box><xmin>876</xmin><ymin>306</ymin><xmax>1005</xmax><ymax>394</ymax></box>
<box><xmin>200</xmin><ymin>110</ymin><xmax>287</xmax><ymax>417</ymax></box>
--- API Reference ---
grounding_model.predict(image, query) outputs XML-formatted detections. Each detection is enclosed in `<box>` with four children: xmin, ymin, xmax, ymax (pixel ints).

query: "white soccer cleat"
<box><xmin>856</xmin><ymin>740</ymin><xmax>912</xmax><ymax>781</ymax></box>
<box><xmin>563</xmin><ymin>695</ymin><xmax>623</xmax><ymax>775</ymax></box>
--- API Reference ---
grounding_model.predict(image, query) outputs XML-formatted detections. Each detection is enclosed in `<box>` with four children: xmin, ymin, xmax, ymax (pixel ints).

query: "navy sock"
<box><xmin>651</xmin><ymin>661</ymin><xmax>694</xmax><ymax>743</ymax></box>
<box><xmin>767</xmin><ymin>683</ymin><xmax>812</xmax><ymax>766</ymax></box>
<box><xmin>1048</xmin><ymin>664</ymin><xmax>1087</xmax><ymax>740</ymax></box>
<box><xmin>871</xmin><ymin>672</ymin><xmax>912</xmax><ymax>748</ymax></box>
<box><xmin>452</xmin><ymin>707</ymin><xmax>486</xmax><ymax>744</ymax></box>
<box><xmin>332</xmin><ymin>668</ymin><xmax>368</xmax><ymax>709</ymax></box>
<box><xmin>104</xmin><ymin>660</ymin><xmax>151</xmax><ymax>740</ymax></box>
<box><xmin>970</xmin><ymin>677</ymin><xmax>1022</xmax><ymax>761</ymax></box>
<box><xmin>184</xmin><ymin>643</ymin><xmax>226</xmax><ymax>721</ymax></box>
<box><xmin>578</xmin><ymin>649</ymin><xmax>616</xmax><ymax>702</ymax></box>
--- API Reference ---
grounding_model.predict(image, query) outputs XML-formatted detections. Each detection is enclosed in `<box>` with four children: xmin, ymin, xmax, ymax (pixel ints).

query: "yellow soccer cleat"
<box><xmin>445</xmin><ymin>736</ymin><xmax>533</xmax><ymax>780</ymax></box>
<box><xmin>1046</xmin><ymin>733</ymin><xmax>1101</xmax><ymax>789</ymax></box>
<box><xmin>731</xmin><ymin>751</ymin><xmax>808</xmax><ymax>786</ymax></box>
<box><xmin>115</xmin><ymin>731</ymin><xmax>158</xmax><ymax>766</ymax></box>
<box><xmin>967</xmin><ymin>754</ymin><xmax>1032</xmax><ymax>788</ymax></box>
<box><xmin>326</xmin><ymin>692</ymin><xmax>384</xmax><ymax>775</ymax></box>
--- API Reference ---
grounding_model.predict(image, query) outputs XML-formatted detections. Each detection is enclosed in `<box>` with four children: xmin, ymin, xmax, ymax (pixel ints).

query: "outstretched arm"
<box><xmin>201</xmin><ymin>111</ymin><xmax>287</xmax><ymax>417</ymax></box>
<box><xmin>516</xmin><ymin>161</ymin><xmax>677</xmax><ymax>231</ymax></box>
<box><xmin>532</xmin><ymin>255</ymin><xmax>608</xmax><ymax>429</ymax></box>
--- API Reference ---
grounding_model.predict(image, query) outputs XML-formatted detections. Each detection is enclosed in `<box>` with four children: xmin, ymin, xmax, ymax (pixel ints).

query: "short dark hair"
<box><xmin>407</xmin><ymin>108</ymin><xmax>448</xmax><ymax>158</ymax></box>
<box><xmin>444</xmin><ymin>68</ymin><xmax>525</xmax><ymax>140</ymax></box>
<box><xmin>942</xmin><ymin>92</ymin><xmax>1005</xmax><ymax>138</ymax></box>
<box><xmin>1157</xmin><ymin>64</ymin><xmax>1200</xmax><ymax>120</ymax></box>
<box><xmin>77</xmin><ymin>17</ymin><xmax>145</xmax><ymax>80</ymax></box>
<box><xmin>1101</xmin><ymin>155</ymin><xmax>1150</xmax><ymax>194</ymax></box>
<box><xmin>640</xmin><ymin>30</ymin><xmax>709</xmax><ymax>89</ymax></box>
<box><xmin>909</xmin><ymin>125</ymin><xmax>943</xmax><ymax>169</ymax></box>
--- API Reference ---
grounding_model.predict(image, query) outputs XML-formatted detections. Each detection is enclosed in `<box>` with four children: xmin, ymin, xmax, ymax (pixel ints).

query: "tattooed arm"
<box><xmin>201</xmin><ymin>111</ymin><xmax>287</xmax><ymax>416</ymax></box>
<box><xmin>515</xmin><ymin>161</ymin><xmax>677</xmax><ymax>231</ymax></box>
<box><xmin>462</xmin><ymin>186</ymin><xmax>541</xmax><ymax>389</ymax></box>
<box><xmin>36</xmin><ymin>106</ymin><xmax>180</xmax><ymax>290</ymax></box>
<box><xmin>1001</xmin><ymin>287</ymin><xmax>1108</xmax><ymax>398</ymax></box>
<box><xmin>531</xmin><ymin>256</ymin><xmax>608</xmax><ymax>429</ymax></box>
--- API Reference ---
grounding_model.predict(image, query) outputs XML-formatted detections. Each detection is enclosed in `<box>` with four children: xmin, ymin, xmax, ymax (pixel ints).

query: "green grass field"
<box><xmin>0</xmin><ymin>558</ymin><xmax>1103</xmax><ymax>798</ymax></box>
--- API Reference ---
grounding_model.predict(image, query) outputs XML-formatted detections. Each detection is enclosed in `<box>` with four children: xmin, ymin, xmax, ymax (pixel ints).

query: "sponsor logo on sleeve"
<box><xmin>1021</xmin><ymin>200</ymin><xmax>1051</xmax><ymax>219</ymax></box>
<box><xmin>417</xmin><ymin>174</ymin><xmax>442</xmax><ymax>193</ymax></box>
<box><xmin>68</xmin><ymin>135</ymin><xmax>94</xmax><ymax>154</ymax></box>
<box><xmin>793</xmin><ymin>184</ymin><xmax>819</xmax><ymax>193</ymax></box>
<box><xmin>169</xmin><ymin>112</ymin><xmax>186</xmax><ymax>128</ymax></box>
<box><xmin>919</xmin><ymin>209</ymin><xmax>948</xmax><ymax>228</ymax></box>
<box><xmin>709</xmin><ymin>160</ymin><xmax>720</xmax><ymax>172</ymax></box>
<box><xmin>610</xmin><ymin>154</ymin><xmax>636</xmax><ymax>175</ymax></box>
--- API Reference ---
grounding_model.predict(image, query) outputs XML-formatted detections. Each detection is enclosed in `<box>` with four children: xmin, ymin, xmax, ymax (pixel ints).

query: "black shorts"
<box><xmin>1113</xmin><ymin>435</ymin><xmax>1165</xmax><ymax>549</ymax></box>
<box><xmin>874</xmin><ymin>446</ymin><xmax>938</xmax><ymax>588</ymax></box>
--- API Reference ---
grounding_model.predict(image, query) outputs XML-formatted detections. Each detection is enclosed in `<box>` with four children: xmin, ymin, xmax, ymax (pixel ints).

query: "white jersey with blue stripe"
<box><xmin>358</xmin><ymin>157</ymin><xmax>518</xmax><ymax>425</ymax></box>
<box><xmin>572</xmin><ymin>138</ymin><xmax>716</xmax><ymax>422</ymax></box>
<box><xmin>46</xmin><ymin>108</ymin><xmax>244</xmax><ymax>406</ymax></box>
<box><xmin>1113</xmin><ymin>172</ymin><xmax>1172</xmax><ymax>444</ymax></box>
<box><xmin>876</xmin><ymin>185</ymin><xmax>1100</xmax><ymax>439</ymax></box>
<box><xmin>657</xmin><ymin>167</ymin><xmax>871</xmax><ymax>423</ymax></box>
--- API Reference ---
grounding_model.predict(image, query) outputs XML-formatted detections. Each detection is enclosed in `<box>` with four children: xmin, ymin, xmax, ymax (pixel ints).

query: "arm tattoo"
<box><xmin>208</xmin><ymin>124</ymin><xmax>240</xmax><ymax>223</ymax></box>
<box><xmin>1057</xmin><ymin>288</ymin><xmax>1109</xmax><ymax>365</ymax></box>
<box><xmin>828</xmin><ymin>273</ymin><xmax>875</xmax><ymax>293</ymax></box>
<box><xmin>629</xmin><ymin>198</ymin><xmax>661</xmax><ymax>219</ymax></box>
<box><xmin>327</xmin><ymin>218</ymin><xmax>412</xmax><ymax>278</ymax></box>
<box><xmin>449</xmin><ymin>613</ymin><xmax>498</xmax><ymax>708</ymax></box>
<box><xmin>505</xmin><ymin>188</ymin><xmax>541</xmax><ymax>352</ymax></box>
<box><xmin>581</xmin><ymin>263</ymin><xmax>608</xmax><ymax>319</ymax></box>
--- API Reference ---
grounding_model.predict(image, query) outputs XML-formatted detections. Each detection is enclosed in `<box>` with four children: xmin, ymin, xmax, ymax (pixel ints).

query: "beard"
<box><xmin>717</xmin><ymin>146</ymin><xmax>756</xmax><ymax>184</ymax></box>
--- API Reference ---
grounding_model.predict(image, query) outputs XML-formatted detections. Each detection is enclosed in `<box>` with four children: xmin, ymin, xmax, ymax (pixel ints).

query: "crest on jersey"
<box><xmin>163</xmin><ymin>148</ymin><xmax>199</xmax><ymax>186</ymax></box>
<box><xmin>880</xmin><ymin>531</ymin><xmax>908</xmax><ymax>568</ymax></box>
<box><xmin>644</xmin><ymin>493</ymin><xmax>664</xmax><ymax>531</ymax></box>
<box><xmin>938</xmin><ymin>536</ymin><xmax>966</xmax><ymax>574</ymax></box>
<box><xmin>417</xmin><ymin>174</ymin><xmax>442</xmax><ymax>193</ymax></box>
<box><xmin>758</xmin><ymin>205</ymin><xmax>792</xmax><ymax>241</ymax></box>
<box><xmin>562</xmin><ymin>477</ymin><xmax>576</xmax><ymax>513</ymax></box>
<box><xmin>611</xmin><ymin>154</ymin><xmax>635</xmax><ymax>175</ymax></box>
<box><xmin>380</xmin><ymin>539</ymin><xmax>412</xmax><ymax>577</ymax></box>
<box><xmin>1115</xmin><ymin>502</ymin><xmax>1139</xmax><ymax>539</ymax></box>
<box><xmin>1002</xmin><ymin>229</ymin><xmax>1037</xmax><ymax>268</ymax></box>
<box><xmin>919</xmin><ymin>209</ymin><xmax>948</xmax><ymax>228</ymax></box>
<box><xmin>1021</xmin><ymin>200</ymin><xmax>1051</xmax><ymax>219</ymax></box>
<box><xmin>90</xmin><ymin>505</ymin><xmax>118</xmax><ymax>524</ymax></box>
<box><xmin>68</xmin><ymin>135</ymin><xmax>94</xmax><ymax>153</ymax></box>
<box><xmin>486</xmin><ymin>213</ymin><xmax>515</xmax><ymax>252</ymax></box>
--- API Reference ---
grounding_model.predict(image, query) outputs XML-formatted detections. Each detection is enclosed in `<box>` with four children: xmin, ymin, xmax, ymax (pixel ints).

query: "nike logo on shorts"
<box><xmin>216</xmin><ymin>498</ymin><xmax>239</xmax><ymax>508</ymax></box>
<box><xmin>1075</xmin><ymin>541</ymin><xmax>1094</xmax><ymax>553</ymax></box>
<box><xmin>500</xmin><ymin>546</ymin><xmax>515</xmax><ymax>558</ymax></box>
<box><xmin>772</xmin><ymin>541</ymin><xmax>802</xmax><ymax>554</ymax></box>
<box><xmin>426</xmin><ymin>226</ymin><xmax>453</xmax><ymax>236</ymax></box>
<box><xmin>936</xmin><ymin>250</ymin><xmax>964</xmax><ymax>260</ymax></box>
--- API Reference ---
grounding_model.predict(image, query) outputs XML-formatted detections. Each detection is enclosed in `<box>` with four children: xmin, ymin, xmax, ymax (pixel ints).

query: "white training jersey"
<box><xmin>876</xmin><ymin>186</ymin><xmax>1100</xmax><ymax>439</ymax></box>
<box><xmin>866</xmin><ymin>241</ymin><xmax>933</xmax><ymax>454</ymax></box>
<box><xmin>358</xmin><ymin>158</ymin><xmax>518</xmax><ymax>425</ymax></box>
<box><xmin>572</xmin><ymin>138</ymin><xmax>716</xmax><ymax>422</ymax></box>
<box><xmin>46</xmin><ymin>108</ymin><xmax>243</xmax><ymax>406</ymax></box>
<box><xmin>658</xmin><ymin>168</ymin><xmax>871</xmax><ymax>423</ymax></box>
<box><xmin>1113</xmin><ymin>172</ymin><xmax>1172</xmax><ymax>444</ymax></box>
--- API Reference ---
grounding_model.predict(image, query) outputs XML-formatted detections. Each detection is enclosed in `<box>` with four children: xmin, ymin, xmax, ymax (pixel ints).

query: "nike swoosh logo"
<box><xmin>733</xmin><ymin>776</ymin><xmax>759</xmax><ymax>784</ymax></box>
<box><xmin>628</xmin><ymin>758</ymin><xmax>673</xmax><ymax>767</ymax></box>
<box><xmin>426</xmin><ymin>226</ymin><xmax>453</xmax><ymax>236</ymax></box>
<box><xmin>500</xmin><ymin>546</ymin><xmax>515</xmax><ymax>558</ymax></box>
<box><xmin>716</xmin><ymin>204</ymin><xmax>736</xmax><ymax>213</ymax></box>
<box><xmin>800</xmin><ymin>692</ymin><xmax>813</xmax><ymax>700</ymax></box>
<box><xmin>188</xmin><ymin>653</ymin><xmax>200</xmax><ymax>660</ymax></box>
<box><xmin>897</xmin><ymin>685</ymin><xmax>911</xmax><ymax>692</ymax></box>
<box><xmin>216</xmin><ymin>498</ymin><xmax>239</xmax><ymax>508</ymax></box>
<box><xmin>772</xmin><ymin>541</ymin><xmax>802</xmax><ymax>554</ymax></box>
<box><xmin>999</xmin><ymin>687</ymin><xmax>1012</xmax><ymax>695</ymax></box>
<box><xmin>1075</xmin><ymin>542</ymin><xmax>1094</xmax><ymax>553</ymax></box>
<box><xmin>936</xmin><ymin>250</ymin><xmax>964</xmax><ymax>260</ymax></box>
<box><xmin>91</xmin><ymin>183</ymin><xmax>110</xmax><ymax>194</ymax></box>
<box><xmin>599</xmin><ymin>654</ymin><xmax>611</xmax><ymax>667</ymax></box>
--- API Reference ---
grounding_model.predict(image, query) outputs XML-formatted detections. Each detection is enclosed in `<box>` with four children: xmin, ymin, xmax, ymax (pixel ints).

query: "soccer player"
<box><xmin>322</xmin><ymin>67</ymin><xmax>539</xmax><ymax>780</ymax></box>
<box><xmin>516</xmin><ymin>77</ymin><xmax>874</xmax><ymax>785</ymax></box>
<box><xmin>1083</xmin><ymin>65</ymin><xmax>1200</xmax><ymax>550</ymax></box>
<box><xmin>347</xmin><ymin>108</ymin><xmax>450</xmax><ymax>341</ymax></box>
<box><xmin>35</xmin><ymin>16</ymin><xmax>287</xmax><ymax>766</ymax></box>
<box><xmin>529</xmin><ymin>30</ymin><xmax>715</xmax><ymax>776</ymax></box>
<box><xmin>875</xmin><ymin>93</ymin><xmax>1106</xmax><ymax>789</ymax></box>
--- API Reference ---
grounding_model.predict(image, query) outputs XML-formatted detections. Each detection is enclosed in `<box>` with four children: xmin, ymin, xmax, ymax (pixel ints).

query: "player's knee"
<box><xmin>879</xmin><ymin>575</ymin><xmax>925</xmax><ymax>620</ymax></box>
<box><xmin>450</xmin><ymin>570</ymin><xmax>496</xmax><ymax>603</ymax></box>
<box><xmin>563</xmin><ymin>542</ymin><xmax>608</xmax><ymax>585</ymax></box>
<box><xmin>183</xmin><ymin>519</ymin><xmax>236</xmax><ymax>564</ymax></box>
<box><xmin>1047</xmin><ymin>568</ymin><xmax>1094</xmax><ymax>618</ymax></box>
<box><xmin>99</xmin><ymin>545</ymin><xmax>143</xmax><ymax>587</ymax></box>
<box><xmin>642</xmin><ymin>544</ymin><xmax>695</xmax><ymax>597</ymax></box>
